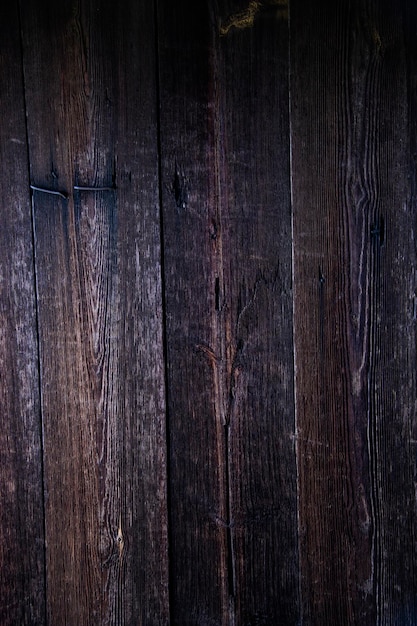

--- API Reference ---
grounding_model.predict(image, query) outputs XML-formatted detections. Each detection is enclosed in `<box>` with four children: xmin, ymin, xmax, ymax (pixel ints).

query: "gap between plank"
<box><xmin>17</xmin><ymin>1</ymin><xmax>48</xmax><ymax>622</ymax></box>
<box><xmin>210</xmin><ymin>4</ymin><xmax>237</xmax><ymax>619</ymax></box>
<box><xmin>153</xmin><ymin>0</ymin><xmax>174</xmax><ymax>619</ymax></box>
<box><xmin>287</xmin><ymin>0</ymin><xmax>304</xmax><ymax>620</ymax></box>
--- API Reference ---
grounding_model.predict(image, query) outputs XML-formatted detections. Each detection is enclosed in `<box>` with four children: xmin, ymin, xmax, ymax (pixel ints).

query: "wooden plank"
<box><xmin>158</xmin><ymin>0</ymin><xmax>299</xmax><ymax>623</ymax></box>
<box><xmin>217</xmin><ymin>1</ymin><xmax>300</xmax><ymax>623</ymax></box>
<box><xmin>20</xmin><ymin>1</ymin><xmax>169</xmax><ymax>623</ymax></box>
<box><xmin>0</xmin><ymin>4</ymin><xmax>45</xmax><ymax>625</ymax></box>
<box><xmin>157</xmin><ymin>2</ymin><xmax>230</xmax><ymax>623</ymax></box>
<box><xmin>290</xmin><ymin>0</ymin><xmax>417</xmax><ymax>622</ymax></box>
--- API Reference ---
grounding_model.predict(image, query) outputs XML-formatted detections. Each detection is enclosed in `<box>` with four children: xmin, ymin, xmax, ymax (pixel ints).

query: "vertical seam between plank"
<box><xmin>210</xmin><ymin>5</ymin><xmax>237</xmax><ymax>619</ymax></box>
<box><xmin>287</xmin><ymin>0</ymin><xmax>303</xmax><ymax>623</ymax></box>
<box><xmin>153</xmin><ymin>0</ymin><xmax>173</xmax><ymax>621</ymax></box>
<box><xmin>17</xmin><ymin>2</ymin><xmax>48</xmax><ymax>624</ymax></box>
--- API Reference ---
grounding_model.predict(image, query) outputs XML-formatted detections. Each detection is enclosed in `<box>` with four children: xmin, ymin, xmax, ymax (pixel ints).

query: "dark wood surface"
<box><xmin>0</xmin><ymin>4</ymin><xmax>45</xmax><ymax>625</ymax></box>
<box><xmin>157</xmin><ymin>2</ymin><xmax>230</xmax><ymax>622</ymax></box>
<box><xmin>20</xmin><ymin>0</ymin><xmax>169</xmax><ymax>623</ymax></box>
<box><xmin>1</xmin><ymin>0</ymin><xmax>417</xmax><ymax>624</ymax></box>
<box><xmin>291</xmin><ymin>0</ymin><xmax>417</xmax><ymax>623</ymax></box>
<box><xmin>158</xmin><ymin>1</ymin><xmax>299</xmax><ymax>623</ymax></box>
<box><xmin>217</xmin><ymin>2</ymin><xmax>299</xmax><ymax>623</ymax></box>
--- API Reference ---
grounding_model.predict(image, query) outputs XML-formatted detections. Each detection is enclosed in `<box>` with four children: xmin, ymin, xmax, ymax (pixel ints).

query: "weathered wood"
<box><xmin>20</xmin><ymin>1</ymin><xmax>169</xmax><ymax>623</ymax></box>
<box><xmin>158</xmin><ymin>0</ymin><xmax>299</xmax><ymax>623</ymax></box>
<box><xmin>290</xmin><ymin>0</ymin><xmax>417</xmax><ymax>622</ymax></box>
<box><xmin>157</xmin><ymin>2</ymin><xmax>230</xmax><ymax>623</ymax></box>
<box><xmin>0</xmin><ymin>4</ymin><xmax>45</xmax><ymax>625</ymax></box>
<box><xmin>4</xmin><ymin>1</ymin><xmax>417</xmax><ymax>622</ymax></box>
<box><xmin>218</xmin><ymin>1</ymin><xmax>300</xmax><ymax>623</ymax></box>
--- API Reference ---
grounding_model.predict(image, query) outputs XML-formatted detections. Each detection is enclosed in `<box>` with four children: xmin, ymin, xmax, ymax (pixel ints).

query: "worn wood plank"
<box><xmin>290</xmin><ymin>0</ymin><xmax>417</xmax><ymax>622</ymax></box>
<box><xmin>0</xmin><ymin>4</ymin><xmax>45</xmax><ymax>625</ymax></box>
<box><xmin>158</xmin><ymin>0</ymin><xmax>299</xmax><ymax>623</ymax></box>
<box><xmin>217</xmin><ymin>1</ymin><xmax>299</xmax><ymax>623</ymax></box>
<box><xmin>20</xmin><ymin>1</ymin><xmax>169</xmax><ymax>623</ymax></box>
<box><xmin>157</xmin><ymin>2</ymin><xmax>230</xmax><ymax>623</ymax></box>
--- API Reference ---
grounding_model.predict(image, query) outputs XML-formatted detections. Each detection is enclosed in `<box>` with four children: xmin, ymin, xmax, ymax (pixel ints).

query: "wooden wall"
<box><xmin>1</xmin><ymin>0</ymin><xmax>417</xmax><ymax>624</ymax></box>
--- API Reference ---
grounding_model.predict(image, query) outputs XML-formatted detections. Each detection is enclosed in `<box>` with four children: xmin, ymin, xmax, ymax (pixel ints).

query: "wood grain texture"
<box><xmin>290</xmin><ymin>0</ymin><xmax>417</xmax><ymax>623</ymax></box>
<box><xmin>3</xmin><ymin>1</ymin><xmax>417</xmax><ymax>623</ymax></box>
<box><xmin>218</xmin><ymin>1</ymin><xmax>299</xmax><ymax>623</ymax></box>
<box><xmin>157</xmin><ymin>1</ymin><xmax>230</xmax><ymax>623</ymax></box>
<box><xmin>158</xmin><ymin>0</ymin><xmax>299</xmax><ymax>623</ymax></box>
<box><xmin>20</xmin><ymin>0</ymin><xmax>169</xmax><ymax>623</ymax></box>
<box><xmin>0</xmin><ymin>4</ymin><xmax>45</xmax><ymax>625</ymax></box>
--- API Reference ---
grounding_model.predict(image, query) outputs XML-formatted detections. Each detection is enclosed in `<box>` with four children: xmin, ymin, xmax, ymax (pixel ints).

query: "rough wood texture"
<box><xmin>2</xmin><ymin>0</ymin><xmax>417</xmax><ymax>624</ymax></box>
<box><xmin>218</xmin><ymin>1</ymin><xmax>299</xmax><ymax>623</ymax></box>
<box><xmin>0</xmin><ymin>4</ymin><xmax>45</xmax><ymax>625</ymax></box>
<box><xmin>157</xmin><ymin>2</ymin><xmax>230</xmax><ymax>623</ymax></box>
<box><xmin>158</xmin><ymin>0</ymin><xmax>299</xmax><ymax>623</ymax></box>
<box><xmin>20</xmin><ymin>1</ymin><xmax>169</xmax><ymax>623</ymax></box>
<box><xmin>290</xmin><ymin>0</ymin><xmax>417</xmax><ymax>623</ymax></box>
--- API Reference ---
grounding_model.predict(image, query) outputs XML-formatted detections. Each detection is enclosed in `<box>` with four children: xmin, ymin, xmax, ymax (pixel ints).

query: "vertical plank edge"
<box><xmin>0</xmin><ymin>2</ymin><xmax>46</xmax><ymax>624</ymax></box>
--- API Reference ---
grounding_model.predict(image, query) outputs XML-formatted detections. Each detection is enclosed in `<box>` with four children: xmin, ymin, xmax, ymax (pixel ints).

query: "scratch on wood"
<box><xmin>73</xmin><ymin>185</ymin><xmax>116</xmax><ymax>192</ymax></box>
<box><xmin>172</xmin><ymin>166</ymin><xmax>188</xmax><ymax>210</ymax></box>
<box><xmin>30</xmin><ymin>184</ymin><xmax>68</xmax><ymax>200</ymax></box>
<box><xmin>195</xmin><ymin>343</ymin><xmax>219</xmax><ymax>367</ymax></box>
<box><xmin>219</xmin><ymin>0</ymin><xmax>288</xmax><ymax>36</ymax></box>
